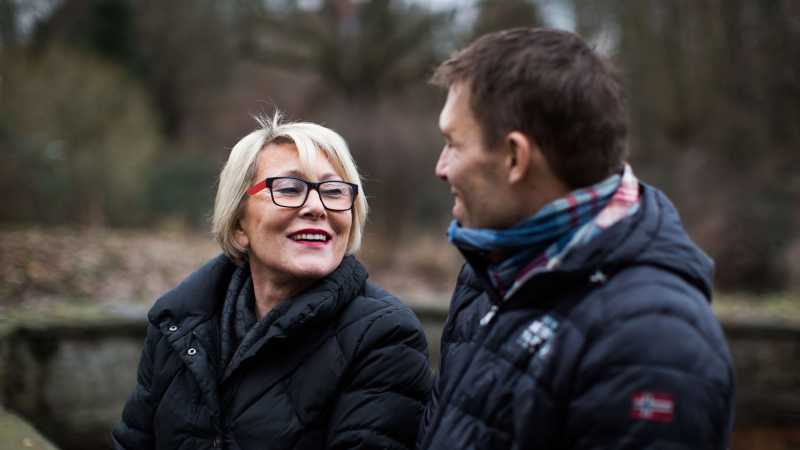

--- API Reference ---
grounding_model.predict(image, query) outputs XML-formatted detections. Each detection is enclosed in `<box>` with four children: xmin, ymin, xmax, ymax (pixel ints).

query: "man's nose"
<box><xmin>435</xmin><ymin>147</ymin><xmax>449</xmax><ymax>182</ymax></box>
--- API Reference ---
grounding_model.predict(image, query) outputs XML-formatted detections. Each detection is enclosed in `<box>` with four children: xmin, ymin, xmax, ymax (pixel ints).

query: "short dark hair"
<box><xmin>432</xmin><ymin>27</ymin><xmax>628</xmax><ymax>188</ymax></box>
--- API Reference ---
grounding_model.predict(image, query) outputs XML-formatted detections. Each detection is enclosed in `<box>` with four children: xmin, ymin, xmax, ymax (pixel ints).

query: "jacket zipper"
<box><xmin>479</xmin><ymin>304</ymin><xmax>499</xmax><ymax>326</ymax></box>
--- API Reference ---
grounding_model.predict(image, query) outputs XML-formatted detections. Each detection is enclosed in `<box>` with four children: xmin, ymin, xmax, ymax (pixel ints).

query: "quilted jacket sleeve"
<box><xmin>111</xmin><ymin>323</ymin><xmax>161</xmax><ymax>450</ymax></box>
<box><xmin>564</xmin><ymin>284</ymin><xmax>735</xmax><ymax>450</ymax></box>
<box><xmin>416</xmin><ymin>371</ymin><xmax>441</xmax><ymax>450</ymax></box>
<box><xmin>326</xmin><ymin>304</ymin><xmax>433</xmax><ymax>450</ymax></box>
<box><xmin>417</xmin><ymin>263</ymin><xmax>483</xmax><ymax>449</ymax></box>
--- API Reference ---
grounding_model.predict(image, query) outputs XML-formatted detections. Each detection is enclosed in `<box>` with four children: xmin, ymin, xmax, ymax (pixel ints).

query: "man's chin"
<box><xmin>453</xmin><ymin>210</ymin><xmax>474</xmax><ymax>228</ymax></box>
<box><xmin>452</xmin><ymin>205</ymin><xmax>465</xmax><ymax>226</ymax></box>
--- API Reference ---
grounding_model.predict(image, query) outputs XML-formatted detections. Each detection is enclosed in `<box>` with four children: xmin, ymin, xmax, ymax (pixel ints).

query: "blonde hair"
<box><xmin>212</xmin><ymin>113</ymin><xmax>368</xmax><ymax>264</ymax></box>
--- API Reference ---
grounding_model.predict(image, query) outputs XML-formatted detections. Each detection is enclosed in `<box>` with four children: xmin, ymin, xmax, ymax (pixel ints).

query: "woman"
<box><xmin>112</xmin><ymin>114</ymin><xmax>432</xmax><ymax>450</ymax></box>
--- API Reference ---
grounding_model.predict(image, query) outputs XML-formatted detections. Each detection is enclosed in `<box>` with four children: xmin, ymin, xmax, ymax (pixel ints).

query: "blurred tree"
<box><xmin>1</xmin><ymin>0</ymin><xmax>797</xmax><ymax>292</ymax></box>
<box><xmin>241</xmin><ymin>0</ymin><xmax>450</xmax><ymax>100</ymax></box>
<box><xmin>146</xmin><ymin>151</ymin><xmax>219</xmax><ymax>228</ymax></box>
<box><xmin>233</xmin><ymin>0</ymin><xmax>455</xmax><ymax>237</ymax></box>
<box><xmin>604</xmin><ymin>0</ymin><xmax>800</xmax><ymax>291</ymax></box>
<box><xmin>7</xmin><ymin>0</ymin><xmax>239</xmax><ymax>228</ymax></box>
<box><xmin>132</xmin><ymin>0</ymin><xmax>235</xmax><ymax>139</ymax></box>
<box><xmin>472</xmin><ymin>0</ymin><xmax>542</xmax><ymax>37</ymax></box>
<box><xmin>0</xmin><ymin>0</ymin><xmax>17</xmax><ymax>47</ymax></box>
<box><xmin>31</xmin><ymin>0</ymin><xmax>235</xmax><ymax>140</ymax></box>
<box><xmin>0</xmin><ymin>46</ymin><xmax>162</xmax><ymax>226</ymax></box>
<box><xmin>32</xmin><ymin>0</ymin><xmax>137</xmax><ymax>65</ymax></box>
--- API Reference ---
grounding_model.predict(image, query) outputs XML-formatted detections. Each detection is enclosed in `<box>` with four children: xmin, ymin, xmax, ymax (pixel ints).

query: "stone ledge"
<box><xmin>1</xmin><ymin>302</ymin><xmax>799</xmax><ymax>449</ymax></box>
<box><xmin>0</xmin><ymin>408</ymin><xmax>60</xmax><ymax>450</ymax></box>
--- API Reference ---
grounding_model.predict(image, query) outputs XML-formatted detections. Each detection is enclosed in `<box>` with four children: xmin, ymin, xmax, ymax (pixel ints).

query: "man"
<box><xmin>418</xmin><ymin>28</ymin><xmax>735</xmax><ymax>449</ymax></box>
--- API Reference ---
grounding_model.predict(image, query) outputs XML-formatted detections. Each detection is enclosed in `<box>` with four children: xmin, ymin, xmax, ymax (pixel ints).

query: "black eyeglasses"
<box><xmin>246</xmin><ymin>176</ymin><xmax>359</xmax><ymax>211</ymax></box>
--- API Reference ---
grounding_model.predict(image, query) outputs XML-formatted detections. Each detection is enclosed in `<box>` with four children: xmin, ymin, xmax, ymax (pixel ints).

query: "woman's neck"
<box><xmin>248</xmin><ymin>262</ymin><xmax>312</xmax><ymax>320</ymax></box>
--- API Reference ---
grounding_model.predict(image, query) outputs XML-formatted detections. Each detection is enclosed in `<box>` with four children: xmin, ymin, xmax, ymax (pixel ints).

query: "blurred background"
<box><xmin>0</xmin><ymin>0</ymin><xmax>799</xmax><ymax>449</ymax></box>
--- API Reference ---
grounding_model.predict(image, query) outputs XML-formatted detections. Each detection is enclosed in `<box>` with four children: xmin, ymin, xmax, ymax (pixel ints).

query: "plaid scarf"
<box><xmin>449</xmin><ymin>164</ymin><xmax>640</xmax><ymax>300</ymax></box>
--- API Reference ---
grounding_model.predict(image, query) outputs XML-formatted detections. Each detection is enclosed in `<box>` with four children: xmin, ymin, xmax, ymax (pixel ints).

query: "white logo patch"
<box><xmin>516</xmin><ymin>315</ymin><xmax>559</xmax><ymax>358</ymax></box>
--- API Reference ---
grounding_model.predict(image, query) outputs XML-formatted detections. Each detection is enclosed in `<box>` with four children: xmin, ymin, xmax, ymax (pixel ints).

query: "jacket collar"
<box><xmin>218</xmin><ymin>255</ymin><xmax>368</xmax><ymax>381</ymax></box>
<box><xmin>146</xmin><ymin>254</ymin><xmax>369</xmax><ymax>413</ymax></box>
<box><xmin>459</xmin><ymin>183</ymin><xmax>714</xmax><ymax>303</ymax></box>
<box><xmin>149</xmin><ymin>254</ymin><xmax>367</xmax><ymax>327</ymax></box>
<box><xmin>558</xmin><ymin>182</ymin><xmax>713</xmax><ymax>300</ymax></box>
<box><xmin>148</xmin><ymin>254</ymin><xmax>236</xmax><ymax>339</ymax></box>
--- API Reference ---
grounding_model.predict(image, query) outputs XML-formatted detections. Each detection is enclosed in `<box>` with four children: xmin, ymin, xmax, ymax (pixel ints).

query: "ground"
<box><xmin>0</xmin><ymin>227</ymin><xmax>460</xmax><ymax>311</ymax></box>
<box><xmin>1</xmin><ymin>227</ymin><xmax>798</xmax><ymax>325</ymax></box>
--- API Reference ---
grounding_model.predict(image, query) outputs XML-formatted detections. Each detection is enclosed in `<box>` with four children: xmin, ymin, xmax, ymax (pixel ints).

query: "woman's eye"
<box><xmin>275</xmin><ymin>187</ymin><xmax>301</xmax><ymax>195</ymax></box>
<box><xmin>322</xmin><ymin>188</ymin><xmax>345</xmax><ymax>197</ymax></box>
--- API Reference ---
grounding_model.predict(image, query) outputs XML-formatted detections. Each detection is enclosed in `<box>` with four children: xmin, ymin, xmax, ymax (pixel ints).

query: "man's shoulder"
<box><xmin>596</xmin><ymin>264</ymin><xmax>713</xmax><ymax>320</ymax></box>
<box><xmin>573</xmin><ymin>264</ymin><xmax>730</xmax><ymax>365</ymax></box>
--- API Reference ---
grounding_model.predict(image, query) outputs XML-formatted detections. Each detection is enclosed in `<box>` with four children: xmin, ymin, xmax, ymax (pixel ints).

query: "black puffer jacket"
<box><xmin>418</xmin><ymin>184</ymin><xmax>735</xmax><ymax>449</ymax></box>
<box><xmin>113</xmin><ymin>255</ymin><xmax>431</xmax><ymax>450</ymax></box>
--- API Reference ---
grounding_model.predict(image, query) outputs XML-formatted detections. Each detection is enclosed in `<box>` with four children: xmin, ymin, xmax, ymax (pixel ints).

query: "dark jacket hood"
<box><xmin>457</xmin><ymin>182</ymin><xmax>714</xmax><ymax>304</ymax></box>
<box><xmin>560</xmin><ymin>182</ymin><xmax>714</xmax><ymax>300</ymax></box>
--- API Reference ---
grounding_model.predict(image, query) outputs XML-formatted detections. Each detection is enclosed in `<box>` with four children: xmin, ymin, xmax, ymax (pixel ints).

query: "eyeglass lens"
<box><xmin>270</xmin><ymin>178</ymin><xmax>354</xmax><ymax>210</ymax></box>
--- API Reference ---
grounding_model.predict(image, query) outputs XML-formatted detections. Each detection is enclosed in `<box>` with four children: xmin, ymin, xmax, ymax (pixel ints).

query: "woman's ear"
<box><xmin>505</xmin><ymin>131</ymin><xmax>536</xmax><ymax>184</ymax></box>
<box><xmin>233</xmin><ymin>219</ymin><xmax>249</xmax><ymax>251</ymax></box>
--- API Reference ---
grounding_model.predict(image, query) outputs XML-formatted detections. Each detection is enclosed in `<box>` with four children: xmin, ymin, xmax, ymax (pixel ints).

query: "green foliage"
<box><xmin>0</xmin><ymin>45</ymin><xmax>162</xmax><ymax>226</ymax></box>
<box><xmin>146</xmin><ymin>151</ymin><xmax>219</xmax><ymax>228</ymax></box>
<box><xmin>32</xmin><ymin>0</ymin><xmax>137</xmax><ymax>66</ymax></box>
<box><xmin>0</xmin><ymin>0</ymin><xmax>16</xmax><ymax>46</ymax></box>
<box><xmin>31</xmin><ymin>0</ymin><xmax>234</xmax><ymax>138</ymax></box>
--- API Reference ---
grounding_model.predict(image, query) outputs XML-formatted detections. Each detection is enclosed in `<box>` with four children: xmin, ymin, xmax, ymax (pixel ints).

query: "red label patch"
<box><xmin>630</xmin><ymin>391</ymin><xmax>674</xmax><ymax>423</ymax></box>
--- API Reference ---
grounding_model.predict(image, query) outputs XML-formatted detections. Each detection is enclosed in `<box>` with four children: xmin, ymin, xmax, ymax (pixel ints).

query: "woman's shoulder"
<box><xmin>334</xmin><ymin>281</ymin><xmax>428</xmax><ymax>357</ymax></box>
<box><xmin>353</xmin><ymin>281</ymin><xmax>414</xmax><ymax>314</ymax></box>
<box><xmin>336</xmin><ymin>281</ymin><xmax>423</xmax><ymax>331</ymax></box>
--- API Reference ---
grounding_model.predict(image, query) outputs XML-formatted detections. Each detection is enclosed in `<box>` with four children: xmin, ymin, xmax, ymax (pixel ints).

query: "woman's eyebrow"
<box><xmin>270</xmin><ymin>170</ymin><xmax>342</xmax><ymax>181</ymax></box>
<box><xmin>319</xmin><ymin>173</ymin><xmax>342</xmax><ymax>181</ymax></box>
<box><xmin>270</xmin><ymin>169</ymin><xmax>304</xmax><ymax>178</ymax></box>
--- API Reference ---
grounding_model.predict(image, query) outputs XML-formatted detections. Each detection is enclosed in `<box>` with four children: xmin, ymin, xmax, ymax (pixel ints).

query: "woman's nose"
<box><xmin>300</xmin><ymin>189</ymin><xmax>326</xmax><ymax>217</ymax></box>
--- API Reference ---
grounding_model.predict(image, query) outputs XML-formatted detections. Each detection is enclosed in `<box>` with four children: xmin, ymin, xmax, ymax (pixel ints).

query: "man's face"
<box><xmin>435</xmin><ymin>82</ymin><xmax>511</xmax><ymax>229</ymax></box>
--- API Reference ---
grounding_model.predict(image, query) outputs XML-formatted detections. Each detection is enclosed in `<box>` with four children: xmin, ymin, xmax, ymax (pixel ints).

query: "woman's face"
<box><xmin>235</xmin><ymin>143</ymin><xmax>352</xmax><ymax>285</ymax></box>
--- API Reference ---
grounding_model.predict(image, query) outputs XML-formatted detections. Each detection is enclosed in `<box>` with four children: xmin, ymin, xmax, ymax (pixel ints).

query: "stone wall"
<box><xmin>723</xmin><ymin>319</ymin><xmax>800</xmax><ymax>426</ymax></box>
<box><xmin>1</xmin><ymin>317</ymin><xmax>144</xmax><ymax>450</ymax></box>
<box><xmin>0</xmin><ymin>305</ymin><xmax>798</xmax><ymax>450</ymax></box>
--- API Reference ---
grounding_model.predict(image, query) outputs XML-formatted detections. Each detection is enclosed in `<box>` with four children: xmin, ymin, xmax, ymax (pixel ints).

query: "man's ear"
<box><xmin>505</xmin><ymin>131</ymin><xmax>539</xmax><ymax>184</ymax></box>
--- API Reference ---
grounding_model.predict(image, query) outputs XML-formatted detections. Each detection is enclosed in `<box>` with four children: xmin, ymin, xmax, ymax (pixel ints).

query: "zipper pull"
<box><xmin>590</xmin><ymin>269</ymin><xmax>607</xmax><ymax>284</ymax></box>
<box><xmin>480</xmin><ymin>305</ymin><xmax>499</xmax><ymax>327</ymax></box>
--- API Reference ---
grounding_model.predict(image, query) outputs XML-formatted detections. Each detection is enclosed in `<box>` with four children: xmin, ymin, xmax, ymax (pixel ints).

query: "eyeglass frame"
<box><xmin>246</xmin><ymin>176</ymin><xmax>359</xmax><ymax>212</ymax></box>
